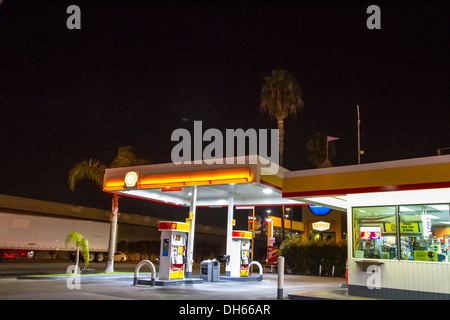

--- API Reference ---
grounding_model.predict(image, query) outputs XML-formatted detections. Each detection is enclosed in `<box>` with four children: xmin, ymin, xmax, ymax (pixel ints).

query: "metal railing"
<box><xmin>133</xmin><ymin>260</ymin><xmax>156</xmax><ymax>286</ymax></box>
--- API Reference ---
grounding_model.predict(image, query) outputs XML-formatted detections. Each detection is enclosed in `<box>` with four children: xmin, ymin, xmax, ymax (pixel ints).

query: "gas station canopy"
<box><xmin>282</xmin><ymin>155</ymin><xmax>450</xmax><ymax>211</ymax></box>
<box><xmin>103</xmin><ymin>156</ymin><xmax>302</xmax><ymax>207</ymax></box>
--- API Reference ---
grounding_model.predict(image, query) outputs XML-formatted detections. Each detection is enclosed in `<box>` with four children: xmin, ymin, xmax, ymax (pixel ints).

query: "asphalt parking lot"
<box><xmin>0</xmin><ymin>273</ymin><xmax>346</xmax><ymax>300</ymax></box>
<box><xmin>0</xmin><ymin>261</ymin><xmax>356</xmax><ymax>301</ymax></box>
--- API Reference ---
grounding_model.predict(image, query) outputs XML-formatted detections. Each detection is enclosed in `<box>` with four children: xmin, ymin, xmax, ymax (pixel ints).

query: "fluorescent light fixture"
<box><xmin>399</xmin><ymin>206</ymin><xmax>415</xmax><ymax>212</ymax></box>
<box><xmin>360</xmin><ymin>226</ymin><xmax>381</xmax><ymax>232</ymax></box>
<box><xmin>263</xmin><ymin>188</ymin><xmax>273</xmax><ymax>194</ymax></box>
<box><xmin>429</xmin><ymin>205</ymin><xmax>449</xmax><ymax>211</ymax></box>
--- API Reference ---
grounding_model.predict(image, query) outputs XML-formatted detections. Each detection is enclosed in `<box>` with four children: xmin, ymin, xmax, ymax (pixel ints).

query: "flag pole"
<box><xmin>357</xmin><ymin>104</ymin><xmax>361</xmax><ymax>164</ymax></box>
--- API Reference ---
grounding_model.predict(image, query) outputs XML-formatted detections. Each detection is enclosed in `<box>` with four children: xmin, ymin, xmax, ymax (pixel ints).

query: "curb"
<box><xmin>17</xmin><ymin>273</ymin><xmax>154</xmax><ymax>280</ymax></box>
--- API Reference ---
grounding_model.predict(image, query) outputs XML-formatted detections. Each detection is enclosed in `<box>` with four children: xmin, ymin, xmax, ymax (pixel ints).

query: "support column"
<box><xmin>185</xmin><ymin>185</ymin><xmax>197</xmax><ymax>278</ymax></box>
<box><xmin>225</xmin><ymin>185</ymin><xmax>235</xmax><ymax>277</ymax></box>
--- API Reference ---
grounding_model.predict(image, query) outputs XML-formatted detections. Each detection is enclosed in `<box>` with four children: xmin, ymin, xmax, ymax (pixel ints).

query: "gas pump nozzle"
<box><xmin>222</xmin><ymin>254</ymin><xmax>230</xmax><ymax>265</ymax></box>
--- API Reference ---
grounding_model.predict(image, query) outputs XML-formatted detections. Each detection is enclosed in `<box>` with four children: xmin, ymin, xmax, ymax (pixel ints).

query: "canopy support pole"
<box><xmin>225</xmin><ymin>184</ymin><xmax>235</xmax><ymax>276</ymax></box>
<box><xmin>185</xmin><ymin>185</ymin><xmax>197</xmax><ymax>278</ymax></box>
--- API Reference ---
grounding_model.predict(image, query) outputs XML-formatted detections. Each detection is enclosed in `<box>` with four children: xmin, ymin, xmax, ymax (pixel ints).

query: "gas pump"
<box><xmin>158</xmin><ymin>221</ymin><xmax>190</xmax><ymax>280</ymax></box>
<box><xmin>229</xmin><ymin>230</ymin><xmax>252</xmax><ymax>277</ymax></box>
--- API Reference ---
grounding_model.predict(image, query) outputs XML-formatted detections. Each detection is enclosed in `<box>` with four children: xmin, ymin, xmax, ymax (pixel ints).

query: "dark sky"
<box><xmin>0</xmin><ymin>0</ymin><xmax>448</xmax><ymax>225</ymax></box>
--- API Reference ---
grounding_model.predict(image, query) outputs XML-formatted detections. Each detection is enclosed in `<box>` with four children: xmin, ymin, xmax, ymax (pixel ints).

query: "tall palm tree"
<box><xmin>260</xmin><ymin>69</ymin><xmax>304</xmax><ymax>167</ymax></box>
<box><xmin>68</xmin><ymin>146</ymin><xmax>150</xmax><ymax>273</ymax></box>
<box><xmin>65</xmin><ymin>231</ymin><xmax>89</xmax><ymax>273</ymax></box>
<box><xmin>260</xmin><ymin>69</ymin><xmax>303</xmax><ymax>244</ymax></box>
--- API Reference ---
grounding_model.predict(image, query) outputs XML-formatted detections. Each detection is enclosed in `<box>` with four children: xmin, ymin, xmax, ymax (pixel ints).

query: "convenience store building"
<box><xmin>103</xmin><ymin>153</ymin><xmax>450</xmax><ymax>299</ymax></box>
<box><xmin>283</xmin><ymin>154</ymin><xmax>450</xmax><ymax>299</ymax></box>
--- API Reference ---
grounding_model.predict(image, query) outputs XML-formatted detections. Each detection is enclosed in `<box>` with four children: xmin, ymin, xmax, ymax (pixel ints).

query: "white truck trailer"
<box><xmin>0</xmin><ymin>212</ymin><xmax>110</xmax><ymax>262</ymax></box>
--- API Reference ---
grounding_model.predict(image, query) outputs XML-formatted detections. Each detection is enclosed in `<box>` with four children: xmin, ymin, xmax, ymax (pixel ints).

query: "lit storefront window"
<box><xmin>353</xmin><ymin>204</ymin><xmax>450</xmax><ymax>262</ymax></box>
<box><xmin>353</xmin><ymin>206</ymin><xmax>398</xmax><ymax>260</ymax></box>
<box><xmin>400</xmin><ymin>204</ymin><xmax>450</xmax><ymax>262</ymax></box>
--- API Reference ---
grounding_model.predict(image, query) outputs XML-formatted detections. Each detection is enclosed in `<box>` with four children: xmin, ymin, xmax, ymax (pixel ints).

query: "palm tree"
<box><xmin>68</xmin><ymin>146</ymin><xmax>150</xmax><ymax>273</ymax></box>
<box><xmin>65</xmin><ymin>231</ymin><xmax>89</xmax><ymax>273</ymax></box>
<box><xmin>260</xmin><ymin>69</ymin><xmax>304</xmax><ymax>167</ymax></box>
<box><xmin>260</xmin><ymin>69</ymin><xmax>303</xmax><ymax>244</ymax></box>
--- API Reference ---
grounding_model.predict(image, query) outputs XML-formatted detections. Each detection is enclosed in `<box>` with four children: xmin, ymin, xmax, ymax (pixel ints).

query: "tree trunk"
<box><xmin>277</xmin><ymin>119</ymin><xmax>284</xmax><ymax>167</ymax></box>
<box><xmin>105</xmin><ymin>194</ymin><xmax>119</xmax><ymax>273</ymax></box>
<box><xmin>75</xmin><ymin>246</ymin><xmax>80</xmax><ymax>273</ymax></box>
<box><xmin>281</xmin><ymin>206</ymin><xmax>285</xmax><ymax>244</ymax></box>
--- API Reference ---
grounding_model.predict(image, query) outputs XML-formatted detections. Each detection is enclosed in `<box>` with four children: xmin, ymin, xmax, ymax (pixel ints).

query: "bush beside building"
<box><xmin>279</xmin><ymin>237</ymin><xmax>347</xmax><ymax>277</ymax></box>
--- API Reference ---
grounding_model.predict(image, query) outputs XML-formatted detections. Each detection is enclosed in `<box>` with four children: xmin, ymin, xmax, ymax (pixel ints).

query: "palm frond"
<box><xmin>68</xmin><ymin>158</ymin><xmax>106</xmax><ymax>191</ymax></box>
<box><xmin>79</xmin><ymin>238</ymin><xmax>90</xmax><ymax>265</ymax></box>
<box><xmin>260</xmin><ymin>69</ymin><xmax>303</xmax><ymax>120</ymax></box>
<box><xmin>65</xmin><ymin>231</ymin><xmax>83</xmax><ymax>248</ymax></box>
<box><xmin>65</xmin><ymin>231</ymin><xmax>90</xmax><ymax>267</ymax></box>
<box><xmin>110</xmin><ymin>146</ymin><xmax>151</xmax><ymax>168</ymax></box>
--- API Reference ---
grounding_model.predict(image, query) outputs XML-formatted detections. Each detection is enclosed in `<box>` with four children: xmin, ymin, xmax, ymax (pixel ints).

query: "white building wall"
<box><xmin>347</xmin><ymin>188</ymin><xmax>450</xmax><ymax>298</ymax></box>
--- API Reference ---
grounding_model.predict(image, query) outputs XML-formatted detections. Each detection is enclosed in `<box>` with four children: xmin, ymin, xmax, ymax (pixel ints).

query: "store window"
<box><xmin>400</xmin><ymin>204</ymin><xmax>450</xmax><ymax>262</ymax></box>
<box><xmin>353</xmin><ymin>206</ymin><xmax>398</xmax><ymax>260</ymax></box>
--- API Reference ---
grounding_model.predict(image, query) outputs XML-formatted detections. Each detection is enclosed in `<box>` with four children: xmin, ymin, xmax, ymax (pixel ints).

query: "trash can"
<box><xmin>211</xmin><ymin>260</ymin><xmax>220</xmax><ymax>281</ymax></box>
<box><xmin>200</xmin><ymin>259</ymin><xmax>220</xmax><ymax>282</ymax></box>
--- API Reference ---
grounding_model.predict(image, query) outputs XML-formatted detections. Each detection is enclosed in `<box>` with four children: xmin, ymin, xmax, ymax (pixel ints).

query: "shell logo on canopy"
<box><xmin>124</xmin><ymin>171</ymin><xmax>139</xmax><ymax>188</ymax></box>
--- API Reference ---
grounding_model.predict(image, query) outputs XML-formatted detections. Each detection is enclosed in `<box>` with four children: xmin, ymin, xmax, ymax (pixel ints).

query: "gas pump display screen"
<box><xmin>360</xmin><ymin>226</ymin><xmax>381</xmax><ymax>240</ymax></box>
<box><xmin>175</xmin><ymin>235</ymin><xmax>181</xmax><ymax>241</ymax></box>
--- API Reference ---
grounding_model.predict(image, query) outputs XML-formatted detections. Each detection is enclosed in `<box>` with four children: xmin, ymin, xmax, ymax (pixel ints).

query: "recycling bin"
<box><xmin>200</xmin><ymin>259</ymin><xmax>220</xmax><ymax>282</ymax></box>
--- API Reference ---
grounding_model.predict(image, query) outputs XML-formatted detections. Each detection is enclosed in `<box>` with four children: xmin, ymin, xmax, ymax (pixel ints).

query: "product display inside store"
<box><xmin>353</xmin><ymin>204</ymin><xmax>450</xmax><ymax>262</ymax></box>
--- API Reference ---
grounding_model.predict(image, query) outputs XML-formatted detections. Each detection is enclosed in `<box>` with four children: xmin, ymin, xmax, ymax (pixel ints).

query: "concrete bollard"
<box><xmin>277</xmin><ymin>256</ymin><xmax>284</xmax><ymax>299</ymax></box>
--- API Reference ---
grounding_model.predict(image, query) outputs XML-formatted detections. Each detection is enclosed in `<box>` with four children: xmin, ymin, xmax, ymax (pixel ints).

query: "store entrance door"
<box><xmin>308</xmin><ymin>231</ymin><xmax>336</xmax><ymax>241</ymax></box>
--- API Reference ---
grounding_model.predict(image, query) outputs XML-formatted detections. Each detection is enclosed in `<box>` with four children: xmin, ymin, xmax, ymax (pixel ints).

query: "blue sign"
<box><xmin>162</xmin><ymin>239</ymin><xmax>169</xmax><ymax>256</ymax></box>
<box><xmin>309</xmin><ymin>205</ymin><xmax>332</xmax><ymax>216</ymax></box>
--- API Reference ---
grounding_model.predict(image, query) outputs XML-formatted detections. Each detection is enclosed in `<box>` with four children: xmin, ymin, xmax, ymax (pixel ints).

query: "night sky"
<box><xmin>0</xmin><ymin>0</ymin><xmax>448</xmax><ymax>225</ymax></box>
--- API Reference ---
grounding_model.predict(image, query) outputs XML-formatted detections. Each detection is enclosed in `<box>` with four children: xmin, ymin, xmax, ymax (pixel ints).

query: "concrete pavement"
<box><xmin>0</xmin><ymin>261</ymin><xmax>377</xmax><ymax>300</ymax></box>
<box><xmin>0</xmin><ymin>272</ymin><xmax>369</xmax><ymax>300</ymax></box>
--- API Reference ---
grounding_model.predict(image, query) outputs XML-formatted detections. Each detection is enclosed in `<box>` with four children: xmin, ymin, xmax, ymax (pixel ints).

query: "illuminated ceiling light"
<box><xmin>429</xmin><ymin>205</ymin><xmax>449</xmax><ymax>211</ymax></box>
<box><xmin>263</xmin><ymin>188</ymin><xmax>273</xmax><ymax>194</ymax></box>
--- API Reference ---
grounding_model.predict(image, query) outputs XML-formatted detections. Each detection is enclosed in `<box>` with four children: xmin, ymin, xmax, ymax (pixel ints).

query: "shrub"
<box><xmin>117</xmin><ymin>240</ymin><xmax>128</xmax><ymax>253</ymax></box>
<box><xmin>279</xmin><ymin>238</ymin><xmax>347</xmax><ymax>277</ymax></box>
